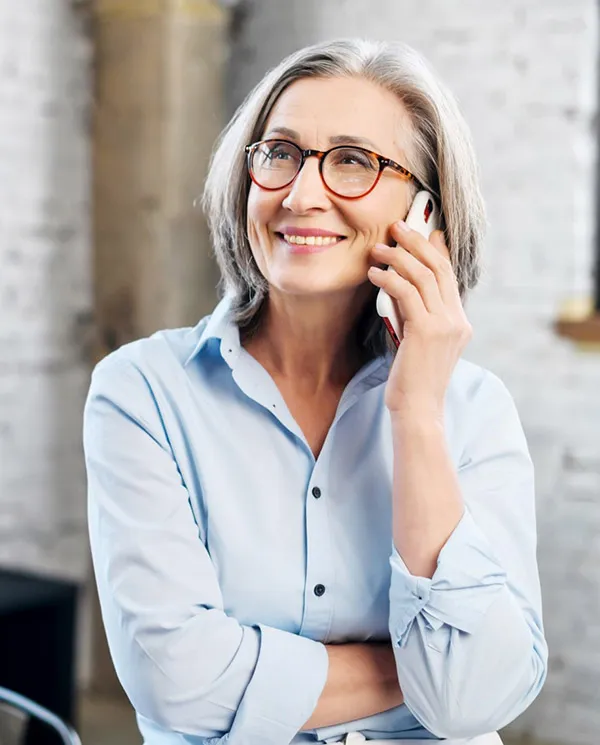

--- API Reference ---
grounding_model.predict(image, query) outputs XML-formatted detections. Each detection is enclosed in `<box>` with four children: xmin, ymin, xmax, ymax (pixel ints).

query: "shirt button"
<box><xmin>312</xmin><ymin>486</ymin><xmax>322</xmax><ymax>499</ymax></box>
<box><xmin>314</xmin><ymin>583</ymin><xmax>326</xmax><ymax>597</ymax></box>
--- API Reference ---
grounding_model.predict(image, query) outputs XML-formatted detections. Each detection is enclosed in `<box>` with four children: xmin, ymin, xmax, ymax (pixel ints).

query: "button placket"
<box><xmin>301</xmin><ymin>471</ymin><xmax>334</xmax><ymax>639</ymax></box>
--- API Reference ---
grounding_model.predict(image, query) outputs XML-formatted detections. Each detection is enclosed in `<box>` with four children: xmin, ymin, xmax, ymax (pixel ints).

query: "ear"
<box><xmin>429</xmin><ymin>229</ymin><xmax>450</xmax><ymax>262</ymax></box>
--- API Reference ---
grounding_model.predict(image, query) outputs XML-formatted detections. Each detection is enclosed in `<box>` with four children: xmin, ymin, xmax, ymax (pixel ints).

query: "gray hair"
<box><xmin>202</xmin><ymin>38</ymin><xmax>486</xmax><ymax>357</ymax></box>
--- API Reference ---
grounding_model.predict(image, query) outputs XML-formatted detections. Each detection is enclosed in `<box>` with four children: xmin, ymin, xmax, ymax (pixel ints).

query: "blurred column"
<box><xmin>92</xmin><ymin>0</ymin><xmax>226</xmax><ymax>360</ymax></box>
<box><xmin>90</xmin><ymin>0</ymin><xmax>228</xmax><ymax>695</ymax></box>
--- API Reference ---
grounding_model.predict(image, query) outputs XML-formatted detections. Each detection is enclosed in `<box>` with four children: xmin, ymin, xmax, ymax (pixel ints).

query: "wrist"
<box><xmin>390</xmin><ymin>409</ymin><xmax>445</xmax><ymax>435</ymax></box>
<box><xmin>387</xmin><ymin>393</ymin><xmax>444</xmax><ymax>421</ymax></box>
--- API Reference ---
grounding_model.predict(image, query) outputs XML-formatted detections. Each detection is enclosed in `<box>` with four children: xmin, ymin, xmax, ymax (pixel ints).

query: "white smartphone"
<box><xmin>375</xmin><ymin>190</ymin><xmax>440</xmax><ymax>347</ymax></box>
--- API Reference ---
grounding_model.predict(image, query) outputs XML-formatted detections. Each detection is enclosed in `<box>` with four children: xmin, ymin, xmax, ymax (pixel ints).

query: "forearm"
<box><xmin>301</xmin><ymin>642</ymin><xmax>403</xmax><ymax>730</ymax></box>
<box><xmin>391</xmin><ymin>414</ymin><xmax>464</xmax><ymax>578</ymax></box>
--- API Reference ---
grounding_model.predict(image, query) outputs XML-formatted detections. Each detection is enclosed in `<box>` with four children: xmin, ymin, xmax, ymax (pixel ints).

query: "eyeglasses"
<box><xmin>244</xmin><ymin>139</ymin><xmax>423</xmax><ymax>199</ymax></box>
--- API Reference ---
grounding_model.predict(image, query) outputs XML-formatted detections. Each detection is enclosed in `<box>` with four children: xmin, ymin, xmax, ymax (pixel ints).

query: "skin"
<box><xmin>245</xmin><ymin>75</ymin><xmax>419</xmax><ymax>391</ymax></box>
<box><xmin>243</xmin><ymin>75</ymin><xmax>472</xmax><ymax>731</ymax></box>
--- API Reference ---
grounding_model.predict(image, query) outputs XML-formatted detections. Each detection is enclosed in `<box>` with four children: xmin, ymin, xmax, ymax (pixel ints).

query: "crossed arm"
<box><xmin>302</xmin><ymin>642</ymin><xmax>403</xmax><ymax>730</ymax></box>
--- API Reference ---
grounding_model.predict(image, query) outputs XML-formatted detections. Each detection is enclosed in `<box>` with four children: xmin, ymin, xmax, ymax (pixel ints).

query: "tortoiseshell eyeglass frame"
<box><xmin>244</xmin><ymin>139</ymin><xmax>424</xmax><ymax>199</ymax></box>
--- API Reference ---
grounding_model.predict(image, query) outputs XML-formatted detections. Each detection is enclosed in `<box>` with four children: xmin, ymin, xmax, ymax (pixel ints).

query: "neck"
<box><xmin>242</xmin><ymin>285</ymin><xmax>375</xmax><ymax>395</ymax></box>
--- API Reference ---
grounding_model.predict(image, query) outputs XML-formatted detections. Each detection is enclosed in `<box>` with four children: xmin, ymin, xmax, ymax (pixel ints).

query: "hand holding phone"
<box><xmin>375</xmin><ymin>191</ymin><xmax>440</xmax><ymax>347</ymax></box>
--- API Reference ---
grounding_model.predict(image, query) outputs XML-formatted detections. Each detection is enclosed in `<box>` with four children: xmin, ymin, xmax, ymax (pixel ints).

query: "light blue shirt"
<box><xmin>84</xmin><ymin>294</ymin><xmax>547</xmax><ymax>745</ymax></box>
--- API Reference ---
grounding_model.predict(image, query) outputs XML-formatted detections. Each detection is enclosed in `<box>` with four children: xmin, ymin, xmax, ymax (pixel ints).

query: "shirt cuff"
<box><xmin>389</xmin><ymin>508</ymin><xmax>507</xmax><ymax>647</ymax></box>
<box><xmin>225</xmin><ymin>624</ymin><xmax>329</xmax><ymax>744</ymax></box>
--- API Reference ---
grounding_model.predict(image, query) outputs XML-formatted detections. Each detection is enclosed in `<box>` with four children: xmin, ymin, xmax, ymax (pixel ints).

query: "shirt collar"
<box><xmin>183</xmin><ymin>293</ymin><xmax>394</xmax><ymax>386</ymax></box>
<box><xmin>183</xmin><ymin>293</ymin><xmax>237</xmax><ymax>366</ymax></box>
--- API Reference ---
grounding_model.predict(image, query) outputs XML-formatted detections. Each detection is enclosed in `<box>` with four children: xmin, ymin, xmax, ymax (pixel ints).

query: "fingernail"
<box><xmin>396</xmin><ymin>220</ymin><xmax>410</xmax><ymax>232</ymax></box>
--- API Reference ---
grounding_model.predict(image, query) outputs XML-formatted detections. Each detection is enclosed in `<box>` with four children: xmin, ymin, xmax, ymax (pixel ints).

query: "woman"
<box><xmin>84</xmin><ymin>39</ymin><xmax>548</xmax><ymax>745</ymax></box>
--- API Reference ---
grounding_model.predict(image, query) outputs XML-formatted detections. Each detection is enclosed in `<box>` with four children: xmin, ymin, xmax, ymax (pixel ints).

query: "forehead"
<box><xmin>262</xmin><ymin>76</ymin><xmax>414</xmax><ymax>160</ymax></box>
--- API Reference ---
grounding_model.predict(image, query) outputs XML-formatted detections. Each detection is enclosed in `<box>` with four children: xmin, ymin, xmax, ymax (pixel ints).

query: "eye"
<box><xmin>263</xmin><ymin>141</ymin><xmax>296</xmax><ymax>161</ymax></box>
<box><xmin>270</xmin><ymin>148</ymin><xmax>291</xmax><ymax>160</ymax></box>
<box><xmin>330</xmin><ymin>147</ymin><xmax>377</xmax><ymax>170</ymax></box>
<box><xmin>341</xmin><ymin>153</ymin><xmax>367</xmax><ymax>166</ymax></box>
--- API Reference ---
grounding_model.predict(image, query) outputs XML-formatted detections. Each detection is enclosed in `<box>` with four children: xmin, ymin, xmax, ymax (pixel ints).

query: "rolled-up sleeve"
<box><xmin>83</xmin><ymin>354</ymin><xmax>328</xmax><ymax>744</ymax></box>
<box><xmin>388</xmin><ymin>370</ymin><xmax>548</xmax><ymax>739</ymax></box>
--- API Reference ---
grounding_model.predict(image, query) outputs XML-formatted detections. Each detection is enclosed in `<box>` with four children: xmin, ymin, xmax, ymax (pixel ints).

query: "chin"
<box><xmin>263</xmin><ymin>256</ymin><xmax>368</xmax><ymax>298</ymax></box>
<box><xmin>269</xmin><ymin>273</ymin><xmax>365</xmax><ymax>300</ymax></box>
<box><xmin>271</xmin><ymin>281</ymin><xmax>338</xmax><ymax>298</ymax></box>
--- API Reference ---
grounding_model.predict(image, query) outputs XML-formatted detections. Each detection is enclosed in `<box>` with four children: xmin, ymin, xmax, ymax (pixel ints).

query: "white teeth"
<box><xmin>282</xmin><ymin>233</ymin><xmax>340</xmax><ymax>246</ymax></box>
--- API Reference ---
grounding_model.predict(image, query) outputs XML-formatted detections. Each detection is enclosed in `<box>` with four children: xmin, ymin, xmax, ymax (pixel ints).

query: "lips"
<box><xmin>278</xmin><ymin>232</ymin><xmax>343</xmax><ymax>246</ymax></box>
<box><xmin>277</xmin><ymin>226</ymin><xmax>345</xmax><ymax>238</ymax></box>
<box><xmin>275</xmin><ymin>232</ymin><xmax>344</xmax><ymax>253</ymax></box>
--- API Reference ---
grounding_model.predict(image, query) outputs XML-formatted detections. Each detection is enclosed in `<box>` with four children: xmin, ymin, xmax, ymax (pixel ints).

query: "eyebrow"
<box><xmin>263</xmin><ymin>126</ymin><xmax>381</xmax><ymax>152</ymax></box>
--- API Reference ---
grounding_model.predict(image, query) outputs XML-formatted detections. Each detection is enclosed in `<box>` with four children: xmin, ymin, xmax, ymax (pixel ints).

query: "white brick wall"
<box><xmin>230</xmin><ymin>2</ymin><xmax>600</xmax><ymax>742</ymax></box>
<box><xmin>0</xmin><ymin>0</ymin><xmax>92</xmax><ymax>581</ymax></box>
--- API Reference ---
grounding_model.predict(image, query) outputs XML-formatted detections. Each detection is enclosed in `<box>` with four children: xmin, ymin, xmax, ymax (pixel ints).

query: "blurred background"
<box><xmin>0</xmin><ymin>0</ymin><xmax>599</xmax><ymax>744</ymax></box>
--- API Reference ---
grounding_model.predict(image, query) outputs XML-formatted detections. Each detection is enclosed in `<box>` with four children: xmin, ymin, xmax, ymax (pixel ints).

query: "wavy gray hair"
<box><xmin>202</xmin><ymin>38</ymin><xmax>486</xmax><ymax>357</ymax></box>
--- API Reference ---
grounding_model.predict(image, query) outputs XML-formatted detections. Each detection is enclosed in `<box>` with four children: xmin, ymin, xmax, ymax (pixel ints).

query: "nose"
<box><xmin>281</xmin><ymin>156</ymin><xmax>331</xmax><ymax>213</ymax></box>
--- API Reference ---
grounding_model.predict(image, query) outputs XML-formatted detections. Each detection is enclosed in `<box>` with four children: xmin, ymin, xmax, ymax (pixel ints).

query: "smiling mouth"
<box><xmin>275</xmin><ymin>232</ymin><xmax>346</xmax><ymax>247</ymax></box>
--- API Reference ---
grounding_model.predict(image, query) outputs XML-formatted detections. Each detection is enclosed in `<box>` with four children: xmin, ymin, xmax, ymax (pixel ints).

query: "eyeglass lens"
<box><xmin>250</xmin><ymin>141</ymin><xmax>380</xmax><ymax>197</ymax></box>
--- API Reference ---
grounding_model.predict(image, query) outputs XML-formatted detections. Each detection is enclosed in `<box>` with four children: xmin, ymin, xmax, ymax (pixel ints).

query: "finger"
<box><xmin>371</xmin><ymin>243</ymin><xmax>445</xmax><ymax>315</ymax></box>
<box><xmin>429</xmin><ymin>229</ymin><xmax>450</xmax><ymax>261</ymax></box>
<box><xmin>368</xmin><ymin>266</ymin><xmax>428</xmax><ymax>325</ymax></box>
<box><xmin>391</xmin><ymin>222</ymin><xmax>461</xmax><ymax>308</ymax></box>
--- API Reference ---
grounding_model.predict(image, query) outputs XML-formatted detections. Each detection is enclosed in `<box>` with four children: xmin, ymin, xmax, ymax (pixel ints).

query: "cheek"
<box><xmin>378</xmin><ymin>193</ymin><xmax>411</xmax><ymax>243</ymax></box>
<box><xmin>246</xmin><ymin>188</ymin><xmax>281</xmax><ymax>275</ymax></box>
<box><xmin>344</xmin><ymin>202</ymin><xmax>407</xmax><ymax>246</ymax></box>
<box><xmin>344</xmin><ymin>185</ymin><xmax>411</xmax><ymax>242</ymax></box>
<box><xmin>247</xmin><ymin>186</ymin><xmax>279</xmax><ymax>231</ymax></box>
